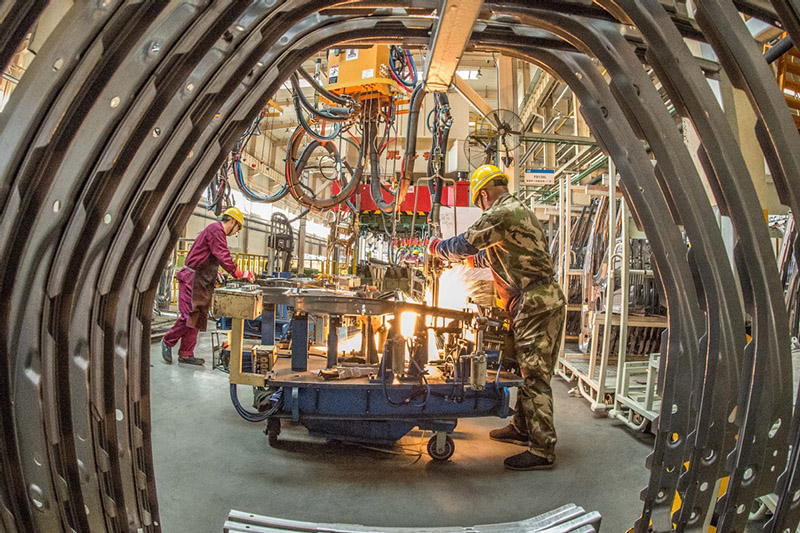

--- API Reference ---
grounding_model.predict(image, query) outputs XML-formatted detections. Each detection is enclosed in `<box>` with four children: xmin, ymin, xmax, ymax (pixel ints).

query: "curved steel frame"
<box><xmin>1</xmin><ymin>1</ymin><xmax>800</xmax><ymax>531</ymax></box>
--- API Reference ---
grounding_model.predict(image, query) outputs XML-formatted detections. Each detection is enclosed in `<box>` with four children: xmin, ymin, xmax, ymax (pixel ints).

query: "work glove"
<box><xmin>234</xmin><ymin>269</ymin><xmax>255</xmax><ymax>283</ymax></box>
<box><xmin>465</xmin><ymin>255</ymin><xmax>477</xmax><ymax>268</ymax></box>
<box><xmin>427</xmin><ymin>237</ymin><xmax>441</xmax><ymax>257</ymax></box>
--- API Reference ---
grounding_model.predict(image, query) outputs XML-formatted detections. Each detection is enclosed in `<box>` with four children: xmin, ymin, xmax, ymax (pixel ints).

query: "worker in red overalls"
<box><xmin>162</xmin><ymin>207</ymin><xmax>254</xmax><ymax>365</ymax></box>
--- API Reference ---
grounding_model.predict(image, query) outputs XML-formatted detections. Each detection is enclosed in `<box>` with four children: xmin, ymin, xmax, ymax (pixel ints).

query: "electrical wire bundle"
<box><xmin>205</xmin><ymin>172</ymin><xmax>231</xmax><ymax>215</ymax></box>
<box><xmin>284</xmin><ymin>123</ymin><xmax>364</xmax><ymax>211</ymax></box>
<box><xmin>283</xmin><ymin>67</ymin><xmax>369</xmax><ymax>210</ymax></box>
<box><xmin>205</xmin><ymin>109</ymin><xmax>287</xmax><ymax>208</ymax></box>
<box><xmin>427</xmin><ymin>92</ymin><xmax>452</xmax><ymax>215</ymax></box>
<box><xmin>290</xmin><ymin>71</ymin><xmax>351</xmax><ymax>142</ymax></box>
<box><xmin>232</xmin><ymin>113</ymin><xmax>297</xmax><ymax>204</ymax></box>
<box><xmin>363</xmin><ymin>97</ymin><xmax>402</xmax><ymax>214</ymax></box>
<box><xmin>396</xmin><ymin>84</ymin><xmax>426</xmax><ymax>213</ymax></box>
<box><xmin>205</xmin><ymin>118</ymin><xmax>264</xmax><ymax>213</ymax></box>
<box><xmin>376</xmin><ymin>98</ymin><xmax>397</xmax><ymax>156</ymax></box>
<box><xmin>217</xmin><ymin>58</ymin><xmax>417</xmax><ymax>218</ymax></box>
<box><xmin>389</xmin><ymin>45</ymin><xmax>417</xmax><ymax>90</ymax></box>
<box><xmin>230</xmin><ymin>384</ymin><xmax>282</xmax><ymax>423</ymax></box>
<box><xmin>389</xmin><ymin>236</ymin><xmax>425</xmax><ymax>264</ymax></box>
<box><xmin>209</xmin><ymin>65</ymin><xmax>362</xmax><ymax>210</ymax></box>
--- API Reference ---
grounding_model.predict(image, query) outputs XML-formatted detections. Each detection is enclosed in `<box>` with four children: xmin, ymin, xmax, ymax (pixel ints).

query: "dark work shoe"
<box><xmin>489</xmin><ymin>424</ymin><xmax>529</xmax><ymax>446</ymax></box>
<box><xmin>178</xmin><ymin>356</ymin><xmax>205</xmax><ymax>366</ymax></box>
<box><xmin>161</xmin><ymin>340</ymin><xmax>173</xmax><ymax>364</ymax></box>
<box><xmin>503</xmin><ymin>451</ymin><xmax>555</xmax><ymax>471</ymax></box>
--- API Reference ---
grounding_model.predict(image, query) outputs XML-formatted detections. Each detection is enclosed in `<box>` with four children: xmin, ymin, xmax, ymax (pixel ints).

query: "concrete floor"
<box><xmin>151</xmin><ymin>332</ymin><xmax>654</xmax><ymax>533</ymax></box>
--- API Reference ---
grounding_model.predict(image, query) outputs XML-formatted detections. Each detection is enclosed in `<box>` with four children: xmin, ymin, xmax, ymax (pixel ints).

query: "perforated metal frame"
<box><xmin>1</xmin><ymin>1</ymin><xmax>799</xmax><ymax>531</ymax></box>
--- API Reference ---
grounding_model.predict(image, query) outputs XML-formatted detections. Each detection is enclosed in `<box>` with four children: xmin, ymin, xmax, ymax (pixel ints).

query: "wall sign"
<box><xmin>524</xmin><ymin>168</ymin><xmax>556</xmax><ymax>186</ymax></box>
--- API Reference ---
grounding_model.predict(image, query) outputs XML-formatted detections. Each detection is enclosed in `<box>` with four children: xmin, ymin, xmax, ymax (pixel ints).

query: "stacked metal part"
<box><xmin>0</xmin><ymin>2</ymin><xmax>799</xmax><ymax>532</ymax></box>
<box><xmin>778</xmin><ymin>216</ymin><xmax>800</xmax><ymax>339</ymax></box>
<box><xmin>556</xmin><ymin>196</ymin><xmax>665</xmax><ymax>352</ymax></box>
<box><xmin>566</xmin><ymin>196</ymin><xmax>667</xmax><ymax>356</ymax></box>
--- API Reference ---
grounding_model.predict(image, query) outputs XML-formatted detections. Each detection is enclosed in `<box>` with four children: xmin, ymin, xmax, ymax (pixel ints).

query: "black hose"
<box><xmin>291</xmin><ymin>73</ymin><xmax>351</xmax><ymax>122</ymax></box>
<box><xmin>378</xmin><ymin>342</ymin><xmax>430</xmax><ymax>408</ymax></box>
<box><xmin>366</xmin><ymin>118</ymin><xmax>395</xmax><ymax>213</ymax></box>
<box><xmin>285</xmin><ymin>126</ymin><xmax>364</xmax><ymax>210</ymax></box>
<box><xmin>425</xmin><ymin>93</ymin><xmax>452</xmax><ymax>226</ymax></box>
<box><xmin>293</xmin><ymin>96</ymin><xmax>341</xmax><ymax>142</ymax></box>
<box><xmin>429</xmin><ymin>93</ymin><xmax>451</xmax><ymax>205</ymax></box>
<box><xmin>397</xmin><ymin>84</ymin><xmax>426</xmax><ymax>211</ymax></box>
<box><xmin>295</xmin><ymin>135</ymin><xmax>361</xmax><ymax>188</ymax></box>
<box><xmin>230</xmin><ymin>384</ymin><xmax>282</xmax><ymax>423</ymax></box>
<box><xmin>377</xmin><ymin>100</ymin><xmax>394</xmax><ymax>155</ymax></box>
<box><xmin>342</xmin><ymin>158</ymin><xmax>359</xmax><ymax>212</ymax></box>
<box><xmin>439</xmin><ymin>94</ymin><xmax>452</xmax><ymax>150</ymax></box>
<box><xmin>297</xmin><ymin>65</ymin><xmax>352</xmax><ymax>106</ymax></box>
<box><xmin>766</xmin><ymin>35</ymin><xmax>794</xmax><ymax>64</ymax></box>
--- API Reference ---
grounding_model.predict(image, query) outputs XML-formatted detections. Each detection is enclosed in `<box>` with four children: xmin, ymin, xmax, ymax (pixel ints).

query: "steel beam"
<box><xmin>422</xmin><ymin>0</ymin><xmax>484</xmax><ymax>91</ymax></box>
<box><xmin>497</xmin><ymin>55</ymin><xmax>517</xmax><ymax>188</ymax></box>
<box><xmin>451</xmin><ymin>70</ymin><xmax>494</xmax><ymax>118</ymax></box>
<box><xmin>520</xmin><ymin>132</ymin><xmax>596</xmax><ymax>146</ymax></box>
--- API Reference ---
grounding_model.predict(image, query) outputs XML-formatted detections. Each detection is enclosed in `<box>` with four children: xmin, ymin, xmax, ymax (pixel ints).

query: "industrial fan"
<box><xmin>463</xmin><ymin>108</ymin><xmax>522</xmax><ymax>169</ymax></box>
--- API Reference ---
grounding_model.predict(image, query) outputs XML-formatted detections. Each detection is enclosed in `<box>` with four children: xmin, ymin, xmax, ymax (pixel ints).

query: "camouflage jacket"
<box><xmin>435</xmin><ymin>193</ymin><xmax>565</xmax><ymax>316</ymax></box>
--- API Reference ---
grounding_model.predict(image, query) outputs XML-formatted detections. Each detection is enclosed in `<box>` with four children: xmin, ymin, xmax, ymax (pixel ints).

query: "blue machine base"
<box><xmin>273</xmin><ymin>380</ymin><xmax>512</xmax><ymax>445</ymax></box>
<box><xmin>216</xmin><ymin>317</ymin><xmax>290</xmax><ymax>340</ymax></box>
<box><xmin>301</xmin><ymin>419</ymin><xmax>457</xmax><ymax>445</ymax></box>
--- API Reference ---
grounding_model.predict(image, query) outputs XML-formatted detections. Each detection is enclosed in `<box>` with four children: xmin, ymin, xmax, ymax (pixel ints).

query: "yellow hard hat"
<box><xmin>470</xmin><ymin>164</ymin><xmax>507</xmax><ymax>205</ymax></box>
<box><xmin>222</xmin><ymin>206</ymin><xmax>244</xmax><ymax>227</ymax></box>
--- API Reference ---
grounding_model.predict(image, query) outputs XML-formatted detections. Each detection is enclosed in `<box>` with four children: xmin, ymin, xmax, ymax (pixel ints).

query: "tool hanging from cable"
<box><xmin>286</xmin><ymin>47</ymin><xmax>420</xmax><ymax>213</ymax></box>
<box><xmin>212</xmin><ymin>47</ymin><xmax>432</xmax><ymax>219</ymax></box>
<box><xmin>427</xmin><ymin>92</ymin><xmax>452</xmax><ymax>226</ymax></box>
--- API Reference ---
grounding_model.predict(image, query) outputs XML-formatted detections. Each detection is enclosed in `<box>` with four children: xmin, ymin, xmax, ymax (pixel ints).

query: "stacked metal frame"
<box><xmin>0</xmin><ymin>1</ymin><xmax>799</xmax><ymax>532</ymax></box>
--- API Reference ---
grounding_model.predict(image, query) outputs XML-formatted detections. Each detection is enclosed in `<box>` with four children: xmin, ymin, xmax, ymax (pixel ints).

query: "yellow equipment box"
<box><xmin>325</xmin><ymin>45</ymin><xmax>404</xmax><ymax>100</ymax></box>
<box><xmin>211</xmin><ymin>287</ymin><xmax>262</xmax><ymax>320</ymax></box>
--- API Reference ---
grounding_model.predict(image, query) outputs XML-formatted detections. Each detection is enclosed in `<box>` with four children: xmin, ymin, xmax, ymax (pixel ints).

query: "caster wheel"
<box><xmin>266</xmin><ymin>418</ymin><xmax>281</xmax><ymax>447</ymax></box>
<box><xmin>427</xmin><ymin>435</ymin><xmax>455</xmax><ymax>461</ymax></box>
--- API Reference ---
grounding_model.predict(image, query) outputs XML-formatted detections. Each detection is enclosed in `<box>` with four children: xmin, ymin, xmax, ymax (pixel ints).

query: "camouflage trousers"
<box><xmin>508</xmin><ymin>302</ymin><xmax>566</xmax><ymax>462</ymax></box>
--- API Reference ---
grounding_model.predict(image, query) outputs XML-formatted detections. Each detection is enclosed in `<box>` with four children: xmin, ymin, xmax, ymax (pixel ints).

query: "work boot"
<box><xmin>503</xmin><ymin>451</ymin><xmax>555</xmax><ymax>471</ymax></box>
<box><xmin>161</xmin><ymin>340</ymin><xmax>173</xmax><ymax>364</ymax></box>
<box><xmin>178</xmin><ymin>356</ymin><xmax>205</xmax><ymax>366</ymax></box>
<box><xmin>489</xmin><ymin>424</ymin><xmax>529</xmax><ymax>446</ymax></box>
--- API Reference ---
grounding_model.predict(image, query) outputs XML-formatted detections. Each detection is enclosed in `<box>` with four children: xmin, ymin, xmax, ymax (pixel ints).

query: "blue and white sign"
<box><xmin>524</xmin><ymin>168</ymin><xmax>556</xmax><ymax>186</ymax></box>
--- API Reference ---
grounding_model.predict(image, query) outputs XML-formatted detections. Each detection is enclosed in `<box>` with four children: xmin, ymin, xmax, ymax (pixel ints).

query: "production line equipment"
<box><xmin>208</xmin><ymin>43</ymin><xmax>427</xmax><ymax>217</ymax></box>
<box><xmin>212</xmin><ymin>282</ymin><xmax>520</xmax><ymax>461</ymax></box>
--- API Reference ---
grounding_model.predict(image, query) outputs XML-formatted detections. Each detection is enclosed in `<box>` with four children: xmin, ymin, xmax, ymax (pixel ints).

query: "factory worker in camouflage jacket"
<box><xmin>427</xmin><ymin>164</ymin><xmax>566</xmax><ymax>470</ymax></box>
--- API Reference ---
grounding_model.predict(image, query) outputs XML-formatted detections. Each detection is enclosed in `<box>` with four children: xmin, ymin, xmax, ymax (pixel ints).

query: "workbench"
<box><xmin>215</xmin><ymin>283</ymin><xmax>522</xmax><ymax>461</ymax></box>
